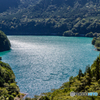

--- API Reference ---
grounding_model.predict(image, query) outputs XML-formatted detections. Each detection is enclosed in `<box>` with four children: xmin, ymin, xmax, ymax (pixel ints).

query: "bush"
<box><xmin>85</xmin><ymin>32</ymin><xmax>93</xmax><ymax>37</ymax></box>
<box><xmin>0</xmin><ymin>30</ymin><xmax>11</xmax><ymax>52</ymax></box>
<box><xmin>63</xmin><ymin>30</ymin><xmax>74</xmax><ymax>36</ymax></box>
<box><xmin>92</xmin><ymin>37</ymin><xmax>96</xmax><ymax>45</ymax></box>
<box><xmin>25</xmin><ymin>98</ymin><xmax>32</xmax><ymax>100</ymax></box>
<box><xmin>0</xmin><ymin>76</ymin><xmax>5</xmax><ymax>87</ymax></box>
<box><xmin>97</xmin><ymin>90</ymin><xmax>100</xmax><ymax>96</ymax></box>
<box><xmin>0</xmin><ymin>61</ymin><xmax>12</xmax><ymax>70</ymax></box>
<box><xmin>95</xmin><ymin>40</ymin><xmax>100</xmax><ymax>47</ymax></box>
<box><xmin>39</xmin><ymin>96</ymin><xmax>49</xmax><ymax>100</ymax></box>
<box><xmin>0</xmin><ymin>57</ymin><xmax>2</xmax><ymax>60</ymax></box>
<box><xmin>98</xmin><ymin>79</ymin><xmax>100</xmax><ymax>84</ymax></box>
<box><xmin>9</xmin><ymin>95</ymin><xmax>14</xmax><ymax>100</ymax></box>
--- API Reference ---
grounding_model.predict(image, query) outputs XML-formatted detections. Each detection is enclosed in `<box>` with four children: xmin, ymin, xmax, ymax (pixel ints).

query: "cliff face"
<box><xmin>0</xmin><ymin>30</ymin><xmax>11</xmax><ymax>52</ymax></box>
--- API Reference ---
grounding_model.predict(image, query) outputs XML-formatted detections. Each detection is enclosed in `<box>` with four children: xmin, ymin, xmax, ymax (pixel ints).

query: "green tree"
<box><xmin>9</xmin><ymin>95</ymin><xmax>14</xmax><ymax>100</ymax></box>
<box><xmin>84</xmin><ymin>65</ymin><xmax>92</xmax><ymax>78</ymax></box>
<box><xmin>0</xmin><ymin>76</ymin><xmax>5</xmax><ymax>87</ymax></box>
<box><xmin>95</xmin><ymin>57</ymin><xmax>100</xmax><ymax>81</ymax></box>
<box><xmin>78</xmin><ymin>69</ymin><xmax>83</xmax><ymax>80</ymax></box>
<box><xmin>95</xmin><ymin>40</ymin><xmax>100</xmax><ymax>47</ymax></box>
<box><xmin>39</xmin><ymin>96</ymin><xmax>49</xmax><ymax>100</ymax></box>
<box><xmin>63</xmin><ymin>30</ymin><xmax>74</xmax><ymax>36</ymax></box>
<box><xmin>0</xmin><ymin>30</ymin><xmax>11</xmax><ymax>52</ymax></box>
<box><xmin>85</xmin><ymin>32</ymin><xmax>93</xmax><ymax>37</ymax></box>
<box><xmin>0</xmin><ymin>60</ymin><xmax>20</xmax><ymax>98</ymax></box>
<box><xmin>69</xmin><ymin>76</ymin><xmax>73</xmax><ymax>82</ymax></box>
<box><xmin>0</xmin><ymin>57</ymin><xmax>2</xmax><ymax>60</ymax></box>
<box><xmin>92</xmin><ymin>37</ymin><xmax>96</xmax><ymax>45</ymax></box>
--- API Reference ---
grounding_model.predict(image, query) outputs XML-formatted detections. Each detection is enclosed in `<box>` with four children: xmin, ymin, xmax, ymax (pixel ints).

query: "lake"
<box><xmin>0</xmin><ymin>36</ymin><xmax>99</xmax><ymax>97</ymax></box>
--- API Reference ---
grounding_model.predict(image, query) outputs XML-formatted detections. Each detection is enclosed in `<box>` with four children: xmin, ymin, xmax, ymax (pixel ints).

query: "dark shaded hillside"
<box><xmin>0</xmin><ymin>0</ymin><xmax>20</xmax><ymax>13</ymax></box>
<box><xmin>0</xmin><ymin>30</ymin><xmax>11</xmax><ymax>51</ymax></box>
<box><xmin>0</xmin><ymin>0</ymin><xmax>41</xmax><ymax>13</ymax></box>
<box><xmin>20</xmin><ymin>0</ymin><xmax>41</xmax><ymax>8</ymax></box>
<box><xmin>1</xmin><ymin>0</ymin><xmax>100</xmax><ymax>36</ymax></box>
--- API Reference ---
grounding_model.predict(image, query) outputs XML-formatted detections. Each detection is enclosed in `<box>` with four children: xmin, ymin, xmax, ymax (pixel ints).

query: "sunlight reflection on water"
<box><xmin>0</xmin><ymin>36</ymin><xmax>99</xmax><ymax>97</ymax></box>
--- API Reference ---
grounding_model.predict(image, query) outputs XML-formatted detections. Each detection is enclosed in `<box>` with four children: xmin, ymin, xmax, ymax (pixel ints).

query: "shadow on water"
<box><xmin>1</xmin><ymin>36</ymin><xmax>99</xmax><ymax>98</ymax></box>
<box><xmin>0</xmin><ymin>49</ymin><xmax>11</xmax><ymax>57</ymax></box>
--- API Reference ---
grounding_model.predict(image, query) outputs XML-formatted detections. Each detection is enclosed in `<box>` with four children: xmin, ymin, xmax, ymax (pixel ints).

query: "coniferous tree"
<box><xmin>84</xmin><ymin>65</ymin><xmax>92</xmax><ymax>85</ymax></box>
<box><xmin>78</xmin><ymin>69</ymin><xmax>83</xmax><ymax>80</ymax></box>
<box><xmin>84</xmin><ymin>65</ymin><xmax>92</xmax><ymax>78</ymax></box>
<box><xmin>0</xmin><ymin>57</ymin><xmax>2</xmax><ymax>60</ymax></box>
<box><xmin>96</xmin><ymin>57</ymin><xmax>100</xmax><ymax>81</ymax></box>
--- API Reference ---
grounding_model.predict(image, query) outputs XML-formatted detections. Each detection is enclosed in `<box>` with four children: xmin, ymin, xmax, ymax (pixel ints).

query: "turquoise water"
<box><xmin>0</xmin><ymin>36</ymin><xmax>99</xmax><ymax>97</ymax></box>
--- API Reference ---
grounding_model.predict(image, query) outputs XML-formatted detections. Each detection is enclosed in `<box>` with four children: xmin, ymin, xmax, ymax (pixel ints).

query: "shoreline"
<box><xmin>94</xmin><ymin>45</ymin><xmax>100</xmax><ymax>51</ymax></box>
<box><xmin>14</xmin><ymin>93</ymin><xmax>28</xmax><ymax>100</ymax></box>
<box><xmin>21</xmin><ymin>92</ymin><xmax>29</xmax><ymax>99</ymax></box>
<box><xmin>4</xmin><ymin>31</ymin><xmax>95</xmax><ymax>38</ymax></box>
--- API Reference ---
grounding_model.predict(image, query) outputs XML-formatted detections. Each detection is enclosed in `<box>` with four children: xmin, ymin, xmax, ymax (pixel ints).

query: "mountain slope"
<box><xmin>20</xmin><ymin>0</ymin><xmax>41</xmax><ymax>7</ymax></box>
<box><xmin>0</xmin><ymin>0</ymin><xmax>20</xmax><ymax>13</ymax></box>
<box><xmin>1</xmin><ymin>0</ymin><xmax>100</xmax><ymax>36</ymax></box>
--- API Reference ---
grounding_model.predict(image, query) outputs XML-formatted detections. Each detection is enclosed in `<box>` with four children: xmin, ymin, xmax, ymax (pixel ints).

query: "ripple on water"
<box><xmin>0</xmin><ymin>36</ymin><xmax>99</xmax><ymax>98</ymax></box>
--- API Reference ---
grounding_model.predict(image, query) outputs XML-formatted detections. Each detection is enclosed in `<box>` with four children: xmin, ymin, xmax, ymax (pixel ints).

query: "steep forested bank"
<box><xmin>0</xmin><ymin>30</ymin><xmax>11</xmax><ymax>52</ymax></box>
<box><xmin>92</xmin><ymin>37</ymin><xmax>100</xmax><ymax>51</ymax></box>
<box><xmin>0</xmin><ymin>31</ymin><xmax>26</xmax><ymax>100</ymax></box>
<box><xmin>0</xmin><ymin>58</ymin><xmax>20</xmax><ymax>100</ymax></box>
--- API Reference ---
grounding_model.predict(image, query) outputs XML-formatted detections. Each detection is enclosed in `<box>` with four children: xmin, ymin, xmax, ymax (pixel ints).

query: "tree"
<box><xmin>0</xmin><ymin>57</ymin><xmax>2</xmax><ymax>60</ymax></box>
<box><xmin>84</xmin><ymin>65</ymin><xmax>92</xmax><ymax>78</ymax></box>
<box><xmin>0</xmin><ymin>30</ymin><xmax>11</xmax><ymax>52</ymax></box>
<box><xmin>85</xmin><ymin>32</ymin><xmax>93</xmax><ymax>37</ymax></box>
<box><xmin>95</xmin><ymin>40</ymin><xmax>100</xmax><ymax>47</ymax></box>
<box><xmin>69</xmin><ymin>76</ymin><xmax>73</xmax><ymax>87</ymax></box>
<box><xmin>92</xmin><ymin>37</ymin><xmax>96</xmax><ymax>45</ymax></box>
<box><xmin>63</xmin><ymin>30</ymin><xmax>74</xmax><ymax>36</ymax></box>
<box><xmin>9</xmin><ymin>95</ymin><xmax>14</xmax><ymax>100</ymax></box>
<box><xmin>78</xmin><ymin>69</ymin><xmax>83</xmax><ymax>80</ymax></box>
<box><xmin>95</xmin><ymin>57</ymin><xmax>100</xmax><ymax>81</ymax></box>
<box><xmin>0</xmin><ymin>76</ymin><xmax>5</xmax><ymax>87</ymax></box>
<box><xmin>39</xmin><ymin>96</ymin><xmax>49</xmax><ymax>100</ymax></box>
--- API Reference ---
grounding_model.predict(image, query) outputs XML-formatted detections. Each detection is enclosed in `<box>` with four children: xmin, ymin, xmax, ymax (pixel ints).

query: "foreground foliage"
<box><xmin>26</xmin><ymin>55</ymin><xmax>100</xmax><ymax>100</ymax></box>
<box><xmin>0</xmin><ymin>59</ymin><xmax>20</xmax><ymax>100</ymax></box>
<box><xmin>92</xmin><ymin>37</ymin><xmax>100</xmax><ymax>51</ymax></box>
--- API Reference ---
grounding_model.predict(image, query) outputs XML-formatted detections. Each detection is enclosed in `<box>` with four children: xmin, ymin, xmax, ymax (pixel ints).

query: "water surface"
<box><xmin>0</xmin><ymin>36</ymin><xmax>99</xmax><ymax>97</ymax></box>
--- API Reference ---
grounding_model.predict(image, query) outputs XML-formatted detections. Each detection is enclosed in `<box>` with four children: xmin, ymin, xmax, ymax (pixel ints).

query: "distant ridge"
<box><xmin>0</xmin><ymin>0</ymin><xmax>20</xmax><ymax>13</ymax></box>
<box><xmin>1</xmin><ymin>0</ymin><xmax>100</xmax><ymax>36</ymax></box>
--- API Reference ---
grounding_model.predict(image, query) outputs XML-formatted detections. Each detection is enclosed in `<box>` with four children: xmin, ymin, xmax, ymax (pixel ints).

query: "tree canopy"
<box><xmin>0</xmin><ymin>30</ymin><xmax>11</xmax><ymax>52</ymax></box>
<box><xmin>1</xmin><ymin>0</ymin><xmax>100</xmax><ymax>36</ymax></box>
<box><xmin>0</xmin><ymin>60</ymin><xmax>20</xmax><ymax>100</ymax></box>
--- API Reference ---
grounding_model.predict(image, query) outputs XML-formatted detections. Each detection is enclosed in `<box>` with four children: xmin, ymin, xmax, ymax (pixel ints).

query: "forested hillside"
<box><xmin>1</xmin><ymin>0</ymin><xmax>100</xmax><ymax>36</ymax></box>
<box><xmin>0</xmin><ymin>59</ymin><xmax>20</xmax><ymax>99</ymax></box>
<box><xmin>0</xmin><ymin>0</ymin><xmax>20</xmax><ymax>13</ymax></box>
<box><xmin>19</xmin><ymin>0</ymin><xmax>41</xmax><ymax>8</ymax></box>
